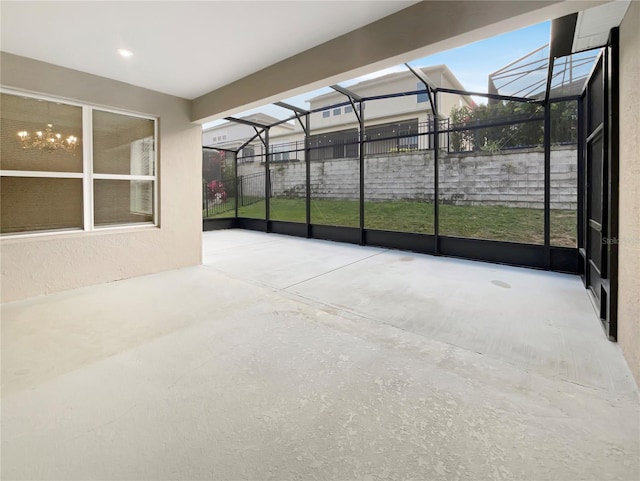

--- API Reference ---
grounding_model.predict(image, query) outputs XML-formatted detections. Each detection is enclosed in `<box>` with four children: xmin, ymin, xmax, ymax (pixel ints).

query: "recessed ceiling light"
<box><xmin>117</xmin><ymin>48</ymin><xmax>133</xmax><ymax>58</ymax></box>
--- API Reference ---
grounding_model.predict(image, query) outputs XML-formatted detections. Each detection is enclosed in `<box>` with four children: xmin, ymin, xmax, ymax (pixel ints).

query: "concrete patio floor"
<box><xmin>2</xmin><ymin>230</ymin><xmax>639</xmax><ymax>480</ymax></box>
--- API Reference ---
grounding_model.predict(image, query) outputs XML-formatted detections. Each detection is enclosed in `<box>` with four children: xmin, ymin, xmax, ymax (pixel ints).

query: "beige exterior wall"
<box><xmin>0</xmin><ymin>53</ymin><xmax>202</xmax><ymax>302</ymax></box>
<box><xmin>617</xmin><ymin>2</ymin><xmax>640</xmax><ymax>386</ymax></box>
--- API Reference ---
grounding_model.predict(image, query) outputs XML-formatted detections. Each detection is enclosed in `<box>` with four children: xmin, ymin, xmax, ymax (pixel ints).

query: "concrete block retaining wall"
<box><xmin>237</xmin><ymin>146</ymin><xmax>577</xmax><ymax>210</ymax></box>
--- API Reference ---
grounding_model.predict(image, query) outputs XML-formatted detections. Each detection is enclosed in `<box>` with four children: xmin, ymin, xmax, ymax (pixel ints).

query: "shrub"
<box><xmin>207</xmin><ymin>180</ymin><xmax>227</xmax><ymax>203</ymax></box>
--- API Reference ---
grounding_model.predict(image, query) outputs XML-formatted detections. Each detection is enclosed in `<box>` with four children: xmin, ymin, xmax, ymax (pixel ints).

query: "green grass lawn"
<box><xmin>206</xmin><ymin>198</ymin><xmax>576</xmax><ymax>247</ymax></box>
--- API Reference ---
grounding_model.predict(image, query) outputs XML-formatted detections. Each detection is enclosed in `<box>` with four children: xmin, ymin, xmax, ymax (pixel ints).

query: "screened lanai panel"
<box><xmin>236</xmin><ymin>141</ymin><xmax>265</xmax><ymax>220</ymax></box>
<box><xmin>228</xmin><ymin>105</ymin><xmax>296</xmax><ymax>221</ymax></box>
<box><xmin>203</xmin><ymin>149</ymin><xmax>235</xmax><ymax>219</ymax></box>
<box><xmin>438</xmin><ymin>94</ymin><xmax>545</xmax><ymax>244</ymax></box>
<box><xmin>548</xmin><ymin>50</ymin><xmax>602</xmax><ymax>100</ymax></box>
<box><xmin>550</xmin><ymin>100</ymin><xmax>578</xmax><ymax>247</ymax></box>
<box><xmin>488</xmin><ymin>45</ymin><xmax>549</xmax><ymax>100</ymax></box>
<box><xmin>309</xmin><ymin>107</ymin><xmax>359</xmax><ymax>228</ymax></box>
<box><xmin>269</xmin><ymin>139</ymin><xmax>306</xmax><ymax>223</ymax></box>
<box><xmin>363</xmin><ymin>97</ymin><xmax>434</xmax><ymax>234</ymax></box>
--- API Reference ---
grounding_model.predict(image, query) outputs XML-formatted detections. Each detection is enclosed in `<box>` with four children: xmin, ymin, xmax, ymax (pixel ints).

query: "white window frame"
<box><xmin>271</xmin><ymin>142</ymin><xmax>290</xmax><ymax>162</ymax></box>
<box><xmin>0</xmin><ymin>88</ymin><xmax>158</xmax><ymax>238</ymax></box>
<box><xmin>129</xmin><ymin>137</ymin><xmax>155</xmax><ymax>215</ymax></box>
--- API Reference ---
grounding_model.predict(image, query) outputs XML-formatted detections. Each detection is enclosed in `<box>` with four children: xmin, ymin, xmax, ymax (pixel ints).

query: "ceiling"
<box><xmin>573</xmin><ymin>0</ymin><xmax>630</xmax><ymax>52</ymax></box>
<box><xmin>0</xmin><ymin>1</ymin><xmax>418</xmax><ymax>100</ymax></box>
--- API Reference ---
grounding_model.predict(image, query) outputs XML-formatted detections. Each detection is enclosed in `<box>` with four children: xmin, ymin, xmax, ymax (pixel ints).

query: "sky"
<box><xmin>203</xmin><ymin>21</ymin><xmax>551</xmax><ymax>130</ymax></box>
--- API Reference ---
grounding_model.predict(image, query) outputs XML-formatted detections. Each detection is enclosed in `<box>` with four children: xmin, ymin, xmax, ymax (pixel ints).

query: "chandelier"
<box><xmin>16</xmin><ymin>124</ymin><xmax>79</xmax><ymax>152</ymax></box>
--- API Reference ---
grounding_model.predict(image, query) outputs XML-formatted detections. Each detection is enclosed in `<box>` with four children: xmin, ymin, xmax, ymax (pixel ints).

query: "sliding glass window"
<box><xmin>93</xmin><ymin>110</ymin><xmax>156</xmax><ymax>226</ymax></box>
<box><xmin>0</xmin><ymin>91</ymin><xmax>157</xmax><ymax>236</ymax></box>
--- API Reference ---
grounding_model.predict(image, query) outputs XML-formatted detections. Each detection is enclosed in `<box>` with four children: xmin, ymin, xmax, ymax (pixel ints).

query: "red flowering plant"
<box><xmin>207</xmin><ymin>180</ymin><xmax>227</xmax><ymax>203</ymax></box>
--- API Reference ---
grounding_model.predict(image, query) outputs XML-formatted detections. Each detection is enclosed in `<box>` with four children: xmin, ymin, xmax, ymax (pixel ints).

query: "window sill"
<box><xmin>0</xmin><ymin>223</ymin><xmax>159</xmax><ymax>243</ymax></box>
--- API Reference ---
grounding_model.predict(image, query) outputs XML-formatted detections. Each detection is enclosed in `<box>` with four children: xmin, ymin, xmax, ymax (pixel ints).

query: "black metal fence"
<box><xmin>364</xmin><ymin>119</ymin><xmax>449</xmax><ymax>155</ymax></box>
<box><xmin>203</xmin><ymin>176</ymin><xmax>236</xmax><ymax>217</ymax></box>
<box><xmin>236</xmin><ymin>119</ymin><xmax>450</xmax><ymax>164</ymax></box>
<box><xmin>233</xmin><ymin>112</ymin><xmax>576</xmax><ymax>164</ymax></box>
<box><xmin>203</xmin><ymin>171</ymin><xmax>269</xmax><ymax>217</ymax></box>
<box><xmin>238</xmin><ymin>171</ymin><xmax>267</xmax><ymax>207</ymax></box>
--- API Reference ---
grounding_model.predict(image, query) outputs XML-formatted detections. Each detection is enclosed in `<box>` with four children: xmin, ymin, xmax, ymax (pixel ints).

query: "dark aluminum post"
<box><xmin>433</xmin><ymin>92</ymin><xmax>440</xmax><ymax>255</ymax></box>
<box><xmin>544</xmin><ymin>102</ymin><xmax>551</xmax><ymax>270</ymax></box>
<box><xmin>305</xmin><ymin>113</ymin><xmax>311</xmax><ymax>238</ymax></box>
<box><xmin>359</xmin><ymin>100</ymin><xmax>365</xmax><ymax>245</ymax></box>
<box><xmin>265</xmin><ymin>127</ymin><xmax>270</xmax><ymax>232</ymax></box>
<box><xmin>576</xmin><ymin>97</ymin><xmax>585</xmax><ymax>277</ymax></box>
<box><xmin>606</xmin><ymin>27</ymin><xmax>619</xmax><ymax>339</ymax></box>
<box><xmin>234</xmin><ymin>150</ymin><xmax>239</xmax><ymax>218</ymax></box>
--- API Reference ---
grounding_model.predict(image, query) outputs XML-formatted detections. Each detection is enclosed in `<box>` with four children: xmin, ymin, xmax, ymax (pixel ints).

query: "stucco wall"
<box><xmin>0</xmin><ymin>53</ymin><xmax>202</xmax><ymax>302</ymax></box>
<box><xmin>239</xmin><ymin>147</ymin><xmax>577</xmax><ymax>209</ymax></box>
<box><xmin>617</xmin><ymin>2</ymin><xmax>640</xmax><ymax>386</ymax></box>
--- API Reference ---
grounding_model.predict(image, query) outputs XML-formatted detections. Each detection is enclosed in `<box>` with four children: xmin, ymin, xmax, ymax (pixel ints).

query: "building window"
<box><xmin>242</xmin><ymin>146</ymin><xmax>255</xmax><ymax>159</ymax></box>
<box><xmin>271</xmin><ymin>143</ymin><xmax>291</xmax><ymax>162</ymax></box>
<box><xmin>0</xmin><ymin>91</ymin><xmax>157</xmax><ymax>236</ymax></box>
<box><xmin>309</xmin><ymin>128</ymin><xmax>359</xmax><ymax>161</ymax></box>
<box><xmin>93</xmin><ymin>110</ymin><xmax>156</xmax><ymax>226</ymax></box>
<box><xmin>322</xmin><ymin>110</ymin><xmax>330</xmax><ymax>118</ymax></box>
<box><xmin>345</xmin><ymin>105</ymin><xmax>353</xmax><ymax>114</ymax></box>
<box><xmin>417</xmin><ymin>82</ymin><xmax>429</xmax><ymax>103</ymax></box>
<box><xmin>333</xmin><ymin>108</ymin><xmax>341</xmax><ymax>116</ymax></box>
<box><xmin>364</xmin><ymin>119</ymin><xmax>419</xmax><ymax>155</ymax></box>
